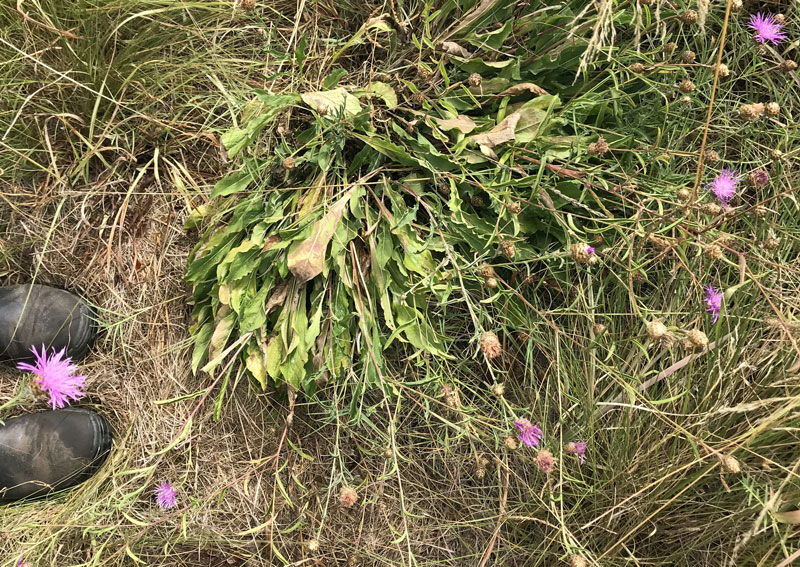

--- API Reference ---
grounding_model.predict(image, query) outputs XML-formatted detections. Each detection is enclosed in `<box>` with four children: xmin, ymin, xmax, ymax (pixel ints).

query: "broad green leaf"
<box><xmin>221</xmin><ymin>93</ymin><xmax>298</xmax><ymax>158</ymax></box>
<box><xmin>211</xmin><ymin>170</ymin><xmax>253</xmax><ymax>198</ymax></box>
<box><xmin>365</xmin><ymin>81</ymin><xmax>398</xmax><ymax>109</ymax></box>
<box><xmin>266</xmin><ymin>336</ymin><xmax>284</xmax><ymax>380</ymax></box>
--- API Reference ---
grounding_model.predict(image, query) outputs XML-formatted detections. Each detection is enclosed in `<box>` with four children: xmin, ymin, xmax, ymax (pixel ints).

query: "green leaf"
<box><xmin>266</xmin><ymin>336</ymin><xmax>284</xmax><ymax>380</ymax></box>
<box><xmin>245</xmin><ymin>341</ymin><xmax>267</xmax><ymax>389</ymax></box>
<box><xmin>191</xmin><ymin>317</ymin><xmax>214</xmax><ymax>374</ymax></box>
<box><xmin>323</xmin><ymin>68</ymin><xmax>348</xmax><ymax>89</ymax></box>
<box><xmin>301</xmin><ymin>88</ymin><xmax>362</xmax><ymax>117</ymax></box>
<box><xmin>211</xmin><ymin>170</ymin><xmax>253</xmax><ymax>198</ymax></box>
<box><xmin>365</xmin><ymin>82</ymin><xmax>398</xmax><ymax>109</ymax></box>
<box><xmin>221</xmin><ymin>93</ymin><xmax>300</xmax><ymax>158</ymax></box>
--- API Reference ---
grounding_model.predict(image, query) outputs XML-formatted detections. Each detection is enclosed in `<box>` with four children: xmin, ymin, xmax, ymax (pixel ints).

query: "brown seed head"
<box><xmin>739</xmin><ymin>103</ymin><xmax>764</xmax><ymax>121</ymax></box>
<box><xmin>282</xmin><ymin>156</ymin><xmax>296</xmax><ymax>170</ymax></box>
<box><xmin>485</xmin><ymin>277</ymin><xmax>498</xmax><ymax>288</ymax></box>
<box><xmin>593</xmin><ymin>323</ymin><xmax>607</xmax><ymax>335</ymax></box>
<box><xmin>754</xmin><ymin>205</ymin><xmax>768</xmax><ymax>218</ymax></box>
<box><xmin>307</xmin><ymin>539</ymin><xmax>320</xmax><ymax>552</ymax></box>
<box><xmin>764</xmin><ymin>236</ymin><xmax>780</xmax><ymax>250</ymax></box>
<box><xmin>647</xmin><ymin>321</ymin><xmax>668</xmax><ymax>340</ymax></box>
<box><xmin>663</xmin><ymin>42</ymin><xmax>678</xmax><ymax>55</ymax></box>
<box><xmin>681</xmin><ymin>50</ymin><xmax>696</xmax><ymax>64</ymax></box>
<box><xmin>748</xmin><ymin>169</ymin><xmax>769</xmax><ymax>188</ymax></box>
<box><xmin>468</xmin><ymin>73</ymin><xmax>482</xmax><ymax>87</ymax></box>
<box><xmin>677</xmin><ymin>187</ymin><xmax>691</xmax><ymax>201</ymax></box>
<box><xmin>700</xmin><ymin>202</ymin><xmax>721</xmax><ymax>215</ymax></box>
<box><xmin>681</xmin><ymin>9</ymin><xmax>699</xmax><ymax>24</ymax></box>
<box><xmin>570</xmin><ymin>242</ymin><xmax>594</xmax><ymax>264</ymax></box>
<box><xmin>504</xmin><ymin>435</ymin><xmax>519</xmax><ymax>451</ymax></box>
<box><xmin>492</xmin><ymin>383</ymin><xmax>505</xmax><ymax>397</ymax></box>
<box><xmin>499</xmin><ymin>239</ymin><xmax>515</xmax><ymax>258</ymax></box>
<box><xmin>506</xmin><ymin>201</ymin><xmax>522</xmax><ymax>214</ymax></box>
<box><xmin>630</xmin><ymin>62</ymin><xmax>645</xmax><ymax>74</ymax></box>
<box><xmin>730</xmin><ymin>0</ymin><xmax>743</xmax><ymax>12</ymax></box>
<box><xmin>417</xmin><ymin>66</ymin><xmax>432</xmax><ymax>81</ymax></box>
<box><xmin>715</xmin><ymin>63</ymin><xmax>730</xmax><ymax>78</ymax></box>
<box><xmin>765</xmin><ymin>102</ymin><xmax>780</xmax><ymax>116</ymax></box>
<box><xmin>780</xmin><ymin>60</ymin><xmax>798</xmax><ymax>73</ymax></box>
<box><xmin>384</xmin><ymin>447</ymin><xmax>393</xmax><ymax>459</ymax></box>
<box><xmin>237</xmin><ymin>0</ymin><xmax>256</xmax><ymax>9</ymax></box>
<box><xmin>702</xmin><ymin>149</ymin><xmax>720</xmax><ymax>164</ymax></box>
<box><xmin>686</xmin><ymin>328</ymin><xmax>709</xmax><ymax>349</ymax></box>
<box><xmin>340</xmin><ymin>485</ymin><xmax>359</xmax><ymax>508</ymax></box>
<box><xmin>478</xmin><ymin>265</ymin><xmax>495</xmax><ymax>279</ymax></box>
<box><xmin>774</xmin><ymin>13</ymin><xmax>786</xmax><ymax>25</ymax></box>
<box><xmin>771</xmin><ymin>149</ymin><xmax>784</xmax><ymax>161</ymax></box>
<box><xmin>471</xmin><ymin>195</ymin><xmax>484</xmax><ymax>207</ymax></box>
<box><xmin>588</xmin><ymin>136</ymin><xmax>609</xmax><ymax>156</ymax></box>
<box><xmin>410</xmin><ymin>91</ymin><xmax>425</xmax><ymax>106</ymax></box>
<box><xmin>570</xmin><ymin>555</ymin><xmax>588</xmax><ymax>567</ymax></box>
<box><xmin>680</xmin><ymin>95</ymin><xmax>692</xmax><ymax>105</ymax></box>
<box><xmin>719</xmin><ymin>454</ymin><xmax>741</xmax><ymax>474</ymax></box>
<box><xmin>480</xmin><ymin>331</ymin><xmax>502</xmax><ymax>359</ymax></box>
<box><xmin>704</xmin><ymin>244</ymin><xmax>723</xmax><ymax>260</ymax></box>
<box><xmin>535</xmin><ymin>450</ymin><xmax>555</xmax><ymax>474</ymax></box>
<box><xmin>316</xmin><ymin>103</ymin><xmax>329</xmax><ymax>115</ymax></box>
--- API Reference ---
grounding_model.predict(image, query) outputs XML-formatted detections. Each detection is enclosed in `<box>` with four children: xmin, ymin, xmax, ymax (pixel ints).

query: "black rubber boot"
<box><xmin>0</xmin><ymin>408</ymin><xmax>112</xmax><ymax>502</ymax></box>
<box><xmin>0</xmin><ymin>284</ymin><xmax>96</xmax><ymax>364</ymax></box>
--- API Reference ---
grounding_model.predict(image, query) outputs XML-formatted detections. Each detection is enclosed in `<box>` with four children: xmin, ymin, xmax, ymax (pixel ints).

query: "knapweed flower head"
<box><xmin>566</xmin><ymin>441</ymin><xmax>588</xmax><ymax>465</ymax></box>
<box><xmin>535</xmin><ymin>449</ymin><xmax>555</xmax><ymax>474</ymax></box>
<box><xmin>708</xmin><ymin>168</ymin><xmax>739</xmax><ymax>205</ymax></box>
<box><xmin>748</xmin><ymin>13</ymin><xmax>787</xmax><ymax>46</ymax></box>
<box><xmin>17</xmin><ymin>345</ymin><xmax>87</xmax><ymax>410</ymax></box>
<box><xmin>155</xmin><ymin>482</ymin><xmax>178</xmax><ymax>509</ymax></box>
<box><xmin>514</xmin><ymin>419</ymin><xmax>542</xmax><ymax>448</ymax></box>
<box><xmin>704</xmin><ymin>285</ymin><xmax>723</xmax><ymax>323</ymax></box>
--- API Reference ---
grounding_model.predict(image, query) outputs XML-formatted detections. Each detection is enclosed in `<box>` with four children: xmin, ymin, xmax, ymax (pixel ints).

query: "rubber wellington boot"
<box><xmin>0</xmin><ymin>284</ymin><xmax>96</xmax><ymax>364</ymax></box>
<box><xmin>0</xmin><ymin>408</ymin><xmax>112</xmax><ymax>501</ymax></box>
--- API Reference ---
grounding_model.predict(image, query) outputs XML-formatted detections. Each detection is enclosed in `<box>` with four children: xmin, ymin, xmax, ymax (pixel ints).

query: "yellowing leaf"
<box><xmin>287</xmin><ymin>189</ymin><xmax>353</xmax><ymax>282</ymax></box>
<box><xmin>434</xmin><ymin>115</ymin><xmax>477</xmax><ymax>133</ymax></box>
<box><xmin>775</xmin><ymin>510</ymin><xmax>800</xmax><ymax>524</ymax></box>
<box><xmin>266</xmin><ymin>336</ymin><xmax>284</xmax><ymax>379</ymax></box>
<box><xmin>301</xmin><ymin>88</ymin><xmax>362</xmax><ymax>117</ymax></box>
<box><xmin>245</xmin><ymin>342</ymin><xmax>267</xmax><ymax>389</ymax></box>
<box><xmin>209</xmin><ymin>307</ymin><xmax>234</xmax><ymax>361</ymax></box>
<box><xmin>366</xmin><ymin>82</ymin><xmax>398</xmax><ymax>109</ymax></box>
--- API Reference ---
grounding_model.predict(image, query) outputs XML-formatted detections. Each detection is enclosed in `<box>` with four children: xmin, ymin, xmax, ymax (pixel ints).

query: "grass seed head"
<box><xmin>480</xmin><ymin>331</ymin><xmax>502</xmax><ymax>359</ymax></box>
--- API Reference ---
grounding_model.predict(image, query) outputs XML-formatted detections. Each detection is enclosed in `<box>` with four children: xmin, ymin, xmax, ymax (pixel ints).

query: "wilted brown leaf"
<box><xmin>440</xmin><ymin>41</ymin><xmax>472</xmax><ymax>57</ymax></box>
<box><xmin>287</xmin><ymin>189</ymin><xmax>353</xmax><ymax>282</ymax></box>
<box><xmin>265</xmin><ymin>280</ymin><xmax>289</xmax><ymax>313</ymax></box>
<box><xmin>469</xmin><ymin>112</ymin><xmax>521</xmax><ymax>149</ymax></box>
<box><xmin>499</xmin><ymin>82</ymin><xmax>550</xmax><ymax>97</ymax></box>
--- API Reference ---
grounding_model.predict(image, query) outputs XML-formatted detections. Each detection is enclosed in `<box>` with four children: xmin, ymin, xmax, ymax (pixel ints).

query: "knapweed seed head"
<box><xmin>504</xmin><ymin>435</ymin><xmax>519</xmax><ymax>451</ymax></box>
<box><xmin>704</xmin><ymin>244</ymin><xmax>723</xmax><ymax>261</ymax></box>
<box><xmin>730</xmin><ymin>0</ymin><xmax>743</xmax><ymax>12</ymax></box>
<box><xmin>237</xmin><ymin>0</ymin><xmax>256</xmax><ymax>9</ymax></box>
<box><xmin>593</xmin><ymin>323</ymin><xmax>607</xmax><ymax>335</ymax></box>
<box><xmin>764</xmin><ymin>236</ymin><xmax>780</xmax><ymax>250</ymax></box>
<box><xmin>703</xmin><ymin>149</ymin><xmax>720</xmax><ymax>164</ymax></box>
<box><xmin>686</xmin><ymin>328</ymin><xmax>709</xmax><ymax>349</ymax></box>
<box><xmin>282</xmin><ymin>156</ymin><xmax>296</xmax><ymax>170</ymax></box>
<box><xmin>570</xmin><ymin>243</ymin><xmax>595</xmax><ymax>264</ymax></box>
<box><xmin>715</xmin><ymin>63</ymin><xmax>730</xmax><ymax>78</ymax></box>
<box><xmin>410</xmin><ymin>91</ymin><xmax>425</xmax><ymax>106</ymax></box>
<box><xmin>588</xmin><ymin>137</ymin><xmax>609</xmax><ymax>156</ymax></box>
<box><xmin>771</xmin><ymin>148</ymin><xmax>784</xmax><ymax>161</ymax></box>
<box><xmin>754</xmin><ymin>205</ymin><xmax>769</xmax><ymax>218</ymax></box>
<box><xmin>630</xmin><ymin>62</ymin><xmax>645</xmax><ymax>74</ymax></box>
<box><xmin>477</xmin><ymin>265</ymin><xmax>495</xmax><ymax>279</ymax></box>
<box><xmin>480</xmin><ymin>331</ymin><xmax>502</xmax><ymax>359</ymax></box>
<box><xmin>681</xmin><ymin>9</ymin><xmax>699</xmax><ymax>25</ymax></box>
<box><xmin>570</xmin><ymin>555</ymin><xmax>588</xmax><ymax>567</ymax></box>
<box><xmin>748</xmin><ymin>169</ymin><xmax>769</xmax><ymax>188</ymax></box>
<box><xmin>470</xmin><ymin>195</ymin><xmax>484</xmax><ymax>207</ymax></box>
<box><xmin>681</xmin><ymin>50</ymin><xmax>696</xmax><ymax>64</ymax></box>
<box><xmin>514</xmin><ymin>419</ymin><xmax>542</xmax><ymax>448</ymax></box>
<box><xmin>780</xmin><ymin>60</ymin><xmax>798</xmax><ymax>73</ymax></box>
<box><xmin>485</xmin><ymin>277</ymin><xmax>498</xmax><ymax>288</ymax></box>
<box><xmin>765</xmin><ymin>102</ymin><xmax>780</xmax><ymax>116</ymax></box>
<box><xmin>704</xmin><ymin>285</ymin><xmax>723</xmax><ymax>323</ymax></box>
<box><xmin>677</xmin><ymin>187</ymin><xmax>691</xmax><ymax>201</ymax></box>
<box><xmin>307</xmin><ymin>539</ymin><xmax>320</xmax><ymax>552</ymax></box>
<box><xmin>663</xmin><ymin>42</ymin><xmax>678</xmax><ymax>55</ymax></box>
<box><xmin>340</xmin><ymin>485</ymin><xmax>358</xmax><ymax>508</ymax></box>
<box><xmin>17</xmin><ymin>345</ymin><xmax>87</xmax><ymax>410</ymax></box>
<box><xmin>749</xmin><ymin>13</ymin><xmax>787</xmax><ymax>45</ymax></box>
<box><xmin>680</xmin><ymin>95</ymin><xmax>692</xmax><ymax>105</ymax></box>
<box><xmin>739</xmin><ymin>103</ymin><xmax>764</xmax><ymax>121</ymax></box>
<box><xmin>708</xmin><ymin>168</ymin><xmax>739</xmax><ymax>205</ymax></box>
<box><xmin>679</xmin><ymin>79</ymin><xmax>695</xmax><ymax>93</ymax></box>
<box><xmin>492</xmin><ymin>383</ymin><xmax>505</xmax><ymax>397</ymax></box>
<box><xmin>468</xmin><ymin>73</ymin><xmax>482</xmax><ymax>87</ymax></box>
<box><xmin>700</xmin><ymin>202</ymin><xmax>722</xmax><ymax>215</ymax></box>
<box><xmin>499</xmin><ymin>239</ymin><xmax>515</xmax><ymax>258</ymax></box>
<box><xmin>719</xmin><ymin>454</ymin><xmax>741</xmax><ymax>474</ymax></box>
<box><xmin>646</xmin><ymin>321</ymin><xmax>668</xmax><ymax>340</ymax></box>
<box><xmin>535</xmin><ymin>450</ymin><xmax>555</xmax><ymax>474</ymax></box>
<box><xmin>506</xmin><ymin>201</ymin><xmax>522</xmax><ymax>214</ymax></box>
<box><xmin>155</xmin><ymin>482</ymin><xmax>178</xmax><ymax>509</ymax></box>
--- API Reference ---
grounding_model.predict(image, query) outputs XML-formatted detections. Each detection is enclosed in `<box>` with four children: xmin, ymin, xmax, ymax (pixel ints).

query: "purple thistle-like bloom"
<box><xmin>566</xmin><ymin>441</ymin><xmax>588</xmax><ymax>465</ymax></box>
<box><xmin>708</xmin><ymin>168</ymin><xmax>739</xmax><ymax>205</ymax></box>
<box><xmin>155</xmin><ymin>482</ymin><xmax>178</xmax><ymax>509</ymax></box>
<box><xmin>705</xmin><ymin>285</ymin><xmax>723</xmax><ymax>323</ymax></box>
<box><xmin>16</xmin><ymin>345</ymin><xmax>86</xmax><ymax>410</ymax></box>
<box><xmin>748</xmin><ymin>13</ymin><xmax>787</xmax><ymax>46</ymax></box>
<box><xmin>586</xmin><ymin>246</ymin><xmax>595</xmax><ymax>255</ymax></box>
<box><xmin>514</xmin><ymin>419</ymin><xmax>542</xmax><ymax>448</ymax></box>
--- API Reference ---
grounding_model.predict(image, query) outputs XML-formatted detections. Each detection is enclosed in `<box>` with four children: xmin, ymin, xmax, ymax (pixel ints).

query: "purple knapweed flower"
<box><xmin>705</xmin><ymin>285</ymin><xmax>723</xmax><ymax>324</ymax></box>
<box><xmin>566</xmin><ymin>441</ymin><xmax>587</xmax><ymax>465</ymax></box>
<box><xmin>514</xmin><ymin>419</ymin><xmax>542</xmax><ymax>448</ymax></box>
<box><xmin>748</xmin><ymin>13</ymin><xmax>787</xmax><ymax>46</ymax></box>
<box><xmin>16</xmin><ymin>345</ymin><xmax>86</xmax><ymax>410</ymax></box>
<box><xmin>708</xmin><ymin>168</ymin><xmax>739</xmax><ymax>205</ymax></box>
<box><xmin>155</xmin><ymin>482</ymin><xmax>178</xmax><ymax>509</ymax></box>
<box><xmin>587</xmin><ymin>246</ymin><xmax>595</xmax><ymax>255</ymax></box>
